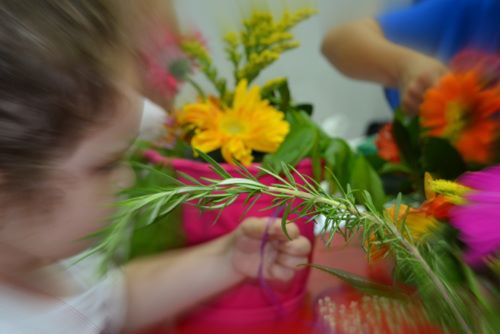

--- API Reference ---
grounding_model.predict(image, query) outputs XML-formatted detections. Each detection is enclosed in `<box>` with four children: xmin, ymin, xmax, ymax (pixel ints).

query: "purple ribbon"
<box><xmin>257</xmin><ymin>207</ymin><xmax>287</xmax><ymax>319</ymax></box>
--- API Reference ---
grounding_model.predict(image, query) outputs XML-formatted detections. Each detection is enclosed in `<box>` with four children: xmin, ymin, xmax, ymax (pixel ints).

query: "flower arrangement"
<box><xmin>142</xmin><ymin>7</ymin><xmax>385</xmax><ymax>207</ymax></box>
<box><xmin>91</xmin><ymin>8</ymin><xmax>500</xmax><ymax>334</ymax></box>
<box><xmin>89</xmin><ymin>51</ymin><xmax>500</xmax><ymax>332</ymax></box>
<box><xmin>149</xmin><ymin>8</ymin><xmax>316</xmax><ymax>167</ymax></box>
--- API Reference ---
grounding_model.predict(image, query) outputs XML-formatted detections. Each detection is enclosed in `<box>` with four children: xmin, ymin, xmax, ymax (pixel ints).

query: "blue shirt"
<box><xmin>377</xmin><ymin>0</ymin><xmax>500</xmax><ymax>108</ymax></box>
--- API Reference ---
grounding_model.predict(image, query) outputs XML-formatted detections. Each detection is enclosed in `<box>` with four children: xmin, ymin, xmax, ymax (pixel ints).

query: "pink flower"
<box><xmin>450</xmin><ymin>166</ymin><xmax>500</xmax><ymax>265</ymax></box>
<box><xmin>141</xmin><ymin>29</ymin><xmax>203</xmax><ymax>98</ymax></box>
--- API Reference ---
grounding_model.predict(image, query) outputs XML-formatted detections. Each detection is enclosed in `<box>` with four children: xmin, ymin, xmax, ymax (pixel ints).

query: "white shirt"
<box><xmin>0</xmin><ymin>254</ymin><xmax>126</xmax><ymax>334</ymax></box>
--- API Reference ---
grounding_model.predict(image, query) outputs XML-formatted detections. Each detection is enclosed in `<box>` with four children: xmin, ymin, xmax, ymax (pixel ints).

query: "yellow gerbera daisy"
<box><xmin>176</xmin><ymin>80</ymin><xmax>290</xmax><ymax>166</ymax></box>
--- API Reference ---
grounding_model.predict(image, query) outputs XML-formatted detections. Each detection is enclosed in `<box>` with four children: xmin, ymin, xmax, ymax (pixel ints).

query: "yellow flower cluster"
<box><xmin>226</xmin><ymin>8</ymin><xmax>316</xmax><ymax>83</ymax></box>
<box><xmin>277</xmin><ymin>8</ymin><xmax>318</xmax><ymax>31</ymax></box>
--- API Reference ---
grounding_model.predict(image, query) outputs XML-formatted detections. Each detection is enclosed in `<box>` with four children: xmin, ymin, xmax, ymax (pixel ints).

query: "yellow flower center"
<box><xmin>444</xmin><ymin>101</ymin><xmax>469</xmax><ymax>141</ymax></box>
<box><xmin>221</xmin><ymin>117</ymin><xmax>246</xmax><ymax>135</ymax></box>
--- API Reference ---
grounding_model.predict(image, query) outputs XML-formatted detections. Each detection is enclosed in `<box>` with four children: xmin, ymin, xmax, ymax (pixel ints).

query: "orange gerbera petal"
<box><xmin>421</xmin><ymin>196</ymin><xmax>453</xmax><ymax>221</ymax></box>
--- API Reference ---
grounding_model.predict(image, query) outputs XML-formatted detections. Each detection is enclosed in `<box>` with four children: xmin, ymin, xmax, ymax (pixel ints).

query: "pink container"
<box><xmin>171</xmin><ymin>158</ymin><xmax>316</xmax><ymax>324</ymax></box>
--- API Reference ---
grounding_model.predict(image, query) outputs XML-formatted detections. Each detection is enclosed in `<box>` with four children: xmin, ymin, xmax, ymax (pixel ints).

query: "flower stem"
<box><xmin>380</xmin><ymin>217</ymin><xmax>472</xmax><ymax>333</ymax></box>
<box><xmin>186</xmin><ymin>77</ymin><xmax>206</xmax><ymax>100</ymax></box>
<box><xmin>266</xmin><ymin>186</ymin><xmax>351</xmax><ymax>212</ymax></box>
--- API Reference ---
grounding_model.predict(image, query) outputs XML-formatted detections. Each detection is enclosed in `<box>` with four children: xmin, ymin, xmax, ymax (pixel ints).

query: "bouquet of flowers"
<box><xmin>96</xmin><ymin>6</ymin><xmax>389</xmax><ymax>326</ymax></box>
<box><xmin>88</xmin><ymin>11</ymin><xmax>500</xmax><ymax>331</ymax></box>
<box><xmin>125</xmin><ymin>5</ymin><xmax>388</xmax><ymax>257</ymax></box>
<box><xmin>95</xmin><ymin>5</ymin><xmax>500</xmax><ymax>332</ymax></box>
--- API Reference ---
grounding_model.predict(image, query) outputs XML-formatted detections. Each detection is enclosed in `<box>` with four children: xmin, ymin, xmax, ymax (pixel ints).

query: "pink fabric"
<box><xmin>171</xmin><ymin>158</ymin><xmax>316</xmax><ymax>324</ymax></box>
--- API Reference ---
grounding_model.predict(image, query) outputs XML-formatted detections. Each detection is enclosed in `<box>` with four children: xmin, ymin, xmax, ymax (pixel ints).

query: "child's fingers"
<box><xmin>269</xmin><ymin>263</ymin><xmax>295</xmax><ymax>281</ymax></box>
<box><xmin>240</xmin><ymin>217</ymin><xmax>300</xmax><ymax>241</ymax></box>
<box><xmin>278</xmin><ymin>236</ymin><xmax>312</xmax><ymax>256</ymax></box>
<box><xmin>268</xmin><ymin>220</ymin><xmax>300</xmax><ymax>241</ymax></box>
<box><xmin>234</xmin><ymin>234</ymin><xmax>264</xmax><ymax>252</ymax></box>
<box><xmin>276</xmin><ymin>254</ymin><xmax>309</xmax><ymax>269</ymax></box>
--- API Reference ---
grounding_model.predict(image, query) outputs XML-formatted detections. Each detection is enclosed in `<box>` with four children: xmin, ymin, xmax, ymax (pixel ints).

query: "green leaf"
<box><xmin>323</xmin><ymin>137</ymin><xmax>352</xmax><ymax>190</ymax></box>
<box><xmin>309</xmin><ymin>264</ymin><xmax>407</xmax><ymax>299</ymax></box>
<box><xmin>379</xmin><ymin>162</ymin><xmax>413</xmax><ymax>175</ymax></box>
<box><xmin>263</xmin><ymin>111</ymin><xmax>317</xmax><ymax>173</ymax></box>
<box><xmin>197</xmin><ymin>150</ymin><xmax>232</xmax><ymax>179</ymax></box>
<box><xmin>422</xmin><ymin>137</ymin><xmax>466</xmax><ymax>179</ymax></box>
<box><xmin>261</xmin><ymin>79</ymin><xmax>291</xmax><ymax>111</ymax></box>
<box><xmin>278</xmin><ymin>80</ymin><xmax>291</xmax><ymax>111</ymax></box>
<box><xmin>295</xmin><ymin>103</ymin><xmax>314</xmax><ymax>116</ymax></box>
<box><xmin>311</xmin><ymin>133</ymin><xmax>322</xmax><ymax>182</ymax></box>
<box><xmin>462</xmin><ymin>261</ymin><xmax>492</xmax><ymax>311</ymax></box>
<box><xmin>349</xmin><ymin>154</ymin><xmax>386</xmax><ymax>210</ymax></box>
<box><xmin>392</xmin><ymin>118</ymin><xmax>420</xmax><ymax>170</ymax></box>
<box><xmin>281</xmin><ymin>204</ymin><xmax>292</xmax><ymax>240</ymax></box>
<box><xmin>128</xmin><ymin>207</ymin><xmax>185</xmax><ymax>260</ymax></box>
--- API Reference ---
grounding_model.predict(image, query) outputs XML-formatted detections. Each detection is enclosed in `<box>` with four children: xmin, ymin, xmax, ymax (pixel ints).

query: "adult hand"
<box><xmin>398</xmin><ymin>53</ymin><xmax>448</xmax><ymax>115</ymax></box>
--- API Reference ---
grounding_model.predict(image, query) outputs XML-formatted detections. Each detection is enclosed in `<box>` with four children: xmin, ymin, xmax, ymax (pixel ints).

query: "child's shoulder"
<box><xmin>0</xmin><ymin>253</ymin><xmax>126</xmax><ymax>334</ymax></box>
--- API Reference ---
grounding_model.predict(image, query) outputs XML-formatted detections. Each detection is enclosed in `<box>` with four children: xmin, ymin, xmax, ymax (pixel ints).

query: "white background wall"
<box><xmin>173</xmin><ymin>0</ymin><xmax>410</xmax><ymax>139</ymax></box>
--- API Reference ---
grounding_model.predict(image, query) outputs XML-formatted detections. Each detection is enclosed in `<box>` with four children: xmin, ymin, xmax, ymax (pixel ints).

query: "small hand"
<box><xmin>228</xmin><ymin>217</ymin><xmax>312</xmax><ymax>282</ymax></box>
<box><xmin>399</xmin><ymin>53</ymin><xmax>448</xmax><ymax>115</ymax></box>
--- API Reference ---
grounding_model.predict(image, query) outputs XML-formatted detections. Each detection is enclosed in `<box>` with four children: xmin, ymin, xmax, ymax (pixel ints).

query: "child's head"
<box><xmin>0</xmin><ymin>1</ymin><xmax>148</xmax><ymax>270</ymax></box>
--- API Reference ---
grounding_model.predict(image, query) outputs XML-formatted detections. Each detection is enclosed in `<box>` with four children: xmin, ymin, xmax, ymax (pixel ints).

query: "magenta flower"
<box><xmin>450</xmin><ymin>166</ymin><xmax>500</xmax><ymax>265</ymax></box>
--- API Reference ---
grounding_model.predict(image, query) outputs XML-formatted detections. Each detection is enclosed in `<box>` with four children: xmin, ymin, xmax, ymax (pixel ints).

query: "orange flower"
<box><xmin>420</xmin><ymin>71</ymin><xmax>500</xmax><ymax>164</ymax></box>
<box><xmin>375</xmin><ymin>123</ymin><xmax>400</xmax><ymax>163</ymax></box>
<box><xmin>421</xmin><ymin>196</ymin><xmax>453</xmax><ymax>221</ymax></box>
<box><xmin>368</xmin><ymin>204</ymin><xmax>439</xmax><ymax>261</ymax></box>
<box><xmin>422</xmin><ymin>172</ymin><xmax>454</xmax><ymax>220</ymax></box>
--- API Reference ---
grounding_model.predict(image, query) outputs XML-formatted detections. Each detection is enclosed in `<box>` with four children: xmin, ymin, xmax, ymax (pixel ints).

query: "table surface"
<box><xmin>138</xmin><ymin>235</ymin><xmax>392</xmax><ymax>334</ymax></box>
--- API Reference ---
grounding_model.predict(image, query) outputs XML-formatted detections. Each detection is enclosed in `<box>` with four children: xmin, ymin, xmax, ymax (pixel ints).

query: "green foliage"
<box><xmin>128</xmin><ymin>211</ymin><xmax>185</xmax><ymax>259</ymax></box>
<box><xmin>87</xmin><ymin>151</ymin><xmax>500</xmax><ymax>332</ymax></box>
<box><xmin>263</xmin><ymin>110</ymin><xmax>317</xmax><ymax>172</ymax></box>
<box><xmin>348</xmin><ymin>154</ymin><xmax>386</xmax><ymax>211</ymax></box>
<box><xmin>92</xmin><ymin>156</ymin><xmax>498</xmax><ymax>333</ymax></box>
<box><xmin>392</xmin><ymin>113</ymin><xmax>421</xmax><ymax>171</ymax></box>
<box><xmin>127</xmin><ymin>162</ymin><xmax>187</xmax><ymax>259</ymax></box>
<box><xmin>422</xmin><ymin>137</ymin><xmax>467</xmax><ymax>179</ymax></box>
<box><xmin>323</xmin><ymin>137</ymin><xmax>352</xmax><ymax>188</ymax></box>
<box><xmin>310</xmin><ymin>264</ymin><xmax>407</xmax><ymax>299</ymax></box>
